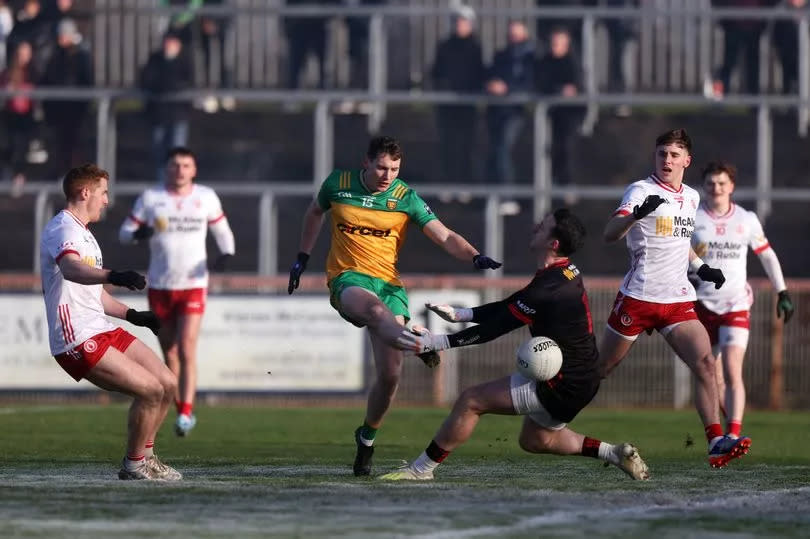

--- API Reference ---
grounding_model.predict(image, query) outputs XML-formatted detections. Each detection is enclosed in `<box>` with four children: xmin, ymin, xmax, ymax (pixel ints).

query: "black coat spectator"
<box><xmin>6</xmin><ymin>0</ymin><xmax>53</xmax><ymax>76</ymax></box>
<box><xmin>430</xmin><ymin>5</ymin><xmax>484</xmax><ymax>182</ymax></box>
<box><xmin>140</xmin><ymin>32</ymin><xmax>193</xmax><ymax>180</ymax></box>
<box><xmin>284</xmin><ymin>0</ymin><xmax>340</xmax><ymax>88</ymax></box>
<box><xmin>772</xmin><ymin>0</ymin><xmax>808</xmax><ymax>94</ymax></box>
<box><xmin>485</xmin><ymin>20</ymin><xmax>536</xmax><ymax>185</ymax></box>
<box><xmin>41</xmin><ymin>18</ymin><xmax>92</xmax><ymax>174</ymax></box>
<box><xmin>537</xmin><ymin>27</ymin><xmax>584</xmax><ymax>187</ymax></box>
<box><xmin>1</xmin><ymin>40</ymin><xmax>37</xmax><ymax>187</ymax></box>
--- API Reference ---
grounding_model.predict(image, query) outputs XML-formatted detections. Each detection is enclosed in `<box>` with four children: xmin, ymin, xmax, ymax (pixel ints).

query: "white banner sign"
<box><xmin>0</xmin><ymin>290</ymin><xmax>481</xmax><ymax>392</ymax></box>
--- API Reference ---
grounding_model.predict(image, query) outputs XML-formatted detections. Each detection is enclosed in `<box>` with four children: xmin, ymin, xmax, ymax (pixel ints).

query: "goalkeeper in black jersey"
<box><xmin>380</xmin><ymin>208</ymin><xmax>651</xmax><ymax>481</ymax></box>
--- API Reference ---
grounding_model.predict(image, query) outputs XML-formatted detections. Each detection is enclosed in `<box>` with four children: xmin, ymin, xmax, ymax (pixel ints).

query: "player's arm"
<box><xmin>58</xmin><ymin>253</ymin><xmax>146</xmax><ymax>291</ymax></box>
<box><xmin>208</xmin><ymin>212</ymin><xmax>236</xmax><ymax>271</ymax></box>
<box><xmin>119</xmin><ymin>195</ymin><xmax>152</xmax><ymax>244</ymax></box>
<box><xmin>687</xmin><ymin>247</ymin><xmax>726</xmax><ymax>289</ymax></box>
<box><xmin>287</xmin><ymin>199</ymin><xmax>327</xmax><ymax>294</ymax></box>
<box><xmin>422</xmin><ymin>220</ymin><xmax>501</xmax><ymax>269</ymax></box>
<box><xmin>101</xmin><ymin>288</ymin><xmax>161</xmax><ymax>335</ymax></box>
<box><xmin>756</xmin><ymin>245</ymin><xmax>794</xmax><ymax>322</ymax></box>
<box><xmin>603</xmin><ymin>213</ymin><xmax>636</xmax><ymax>243</ymax></box>
<box><xmin>415</xmin><ymin>297</ymin><xmax>528</xmax><ymax>352</ymax></box>
<box><xmin>604</xmin><ymin>188</ymin><xmax>665</xmax><ymax>243</ymax></box>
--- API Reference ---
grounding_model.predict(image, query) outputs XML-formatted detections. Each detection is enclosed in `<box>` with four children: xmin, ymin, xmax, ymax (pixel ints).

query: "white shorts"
<box><xmin>712</xmin><ymin>326</ymin><xmax>750</xmax><ymax>358</ymax></box>
<box><xmin>509</xmin><ymin>372</ymin><xmax>566</xmax><ymax>431</ymax></box>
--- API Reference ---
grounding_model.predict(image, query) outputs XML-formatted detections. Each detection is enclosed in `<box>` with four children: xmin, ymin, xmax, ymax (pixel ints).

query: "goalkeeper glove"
<box><xmin>108</xmin><ymin>270</ymin><xmax>146</xmax><ymax>291</ymax></box>
<box><xmin>696</xmin><ymin>264</ymin><xmax>725</xmax><ymax>290</ymax></box>
<box><xmin>777</xmin><ymin>290</ymin><xmax>794</xmax><ymax>323</ymax></box>
<box><xmin>126</xmin><ymin>309</ymin><xmax>161</xmax><ymax>336</ymax></box>
<box><xmin>287</xmin><ymin>252</ymin><xmax>309</xmax><ymax>294</ymax></box>
<box><xmin>212</xmin><ymin>253</ymin><xmax>233</xmax><ymax>272</ymax></box>
<box><xmin>472</xmin><ymin>254</ymin><xmax>502</xmax><ymax>270</ymax></box>
<box><xmin>426</xmin><ymin>302</ymin><xmax>473</xmax><ymax>323</ymax></box>
<box><xmin>632</xmin><ymin>195</ymin><xmax>666</xmax><ymax>220</ymax></box>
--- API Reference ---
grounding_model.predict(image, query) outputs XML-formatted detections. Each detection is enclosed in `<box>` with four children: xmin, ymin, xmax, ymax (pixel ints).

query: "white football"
<box><xmin>516</xmin><ymin>336</ymin><xmax>563</xmax><ymax>381</ymax></box>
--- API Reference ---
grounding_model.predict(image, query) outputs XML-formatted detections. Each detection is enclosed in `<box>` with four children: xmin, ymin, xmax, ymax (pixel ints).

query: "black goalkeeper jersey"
<box><xmin>501</xmin><ymin>259</ymin><xmax>601</xmax><ymax>423</ymax></box>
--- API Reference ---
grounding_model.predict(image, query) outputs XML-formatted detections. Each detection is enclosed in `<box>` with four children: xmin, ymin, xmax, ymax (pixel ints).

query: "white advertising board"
<box><xmin>0</xmin><ymin>289</ymin><xmax>481</xmax><ymax>392</ymax></box>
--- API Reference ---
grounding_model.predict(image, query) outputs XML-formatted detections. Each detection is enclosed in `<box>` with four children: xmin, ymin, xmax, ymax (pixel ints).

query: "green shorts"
<box><xmin>328</xmin><ymin>271</ymin><xmax>410</xmax><ymax>328</ymax></box>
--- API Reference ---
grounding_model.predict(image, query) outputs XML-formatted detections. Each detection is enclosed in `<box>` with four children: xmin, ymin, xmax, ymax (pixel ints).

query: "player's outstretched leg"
<box><xmin>708</xmin><ymin>434</ymin><xmax>752</xmax><ymax>468</ymax></box>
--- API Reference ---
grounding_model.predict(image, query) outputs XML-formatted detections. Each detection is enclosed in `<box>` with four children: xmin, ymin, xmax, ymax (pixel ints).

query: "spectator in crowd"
<box><xmin>709</xmin><ymin>0</ymin><xmax>771</xmax><ymax>98</ymax></box>
<box><xmin>535</xmin><ymin>0</ymin><xmax>595</xmax><ymax>53</ymax></box>
<box><xmin>344</xmin><ymin>0</ymin><xmax>384</xmax><ymax>89</ymax></box>
<box><xmin>485</xmin><ymin>20</ymin><xmax>536</xmax><ymax>187</ymax></box>
<box><xmin>430</xmin><ymin>4</ymin><xmax>483</xmax><ymax>182</ymax></box>
<box><xmin>536</xmin><ymin>26</ymin><xmax>584</xmax><ymax>189</ymax></box>
<box><xmin>1</xmin><ymin>40</ymin><xmax>37</xmax><ymax>193</ymax></box>
<box><xmin>284</xmin><ymin>0</ymin><xmax>339</xmax><ymax>88</ymax></box>
<box><xmin>772</xmin><ymin>0</ymin><xmax>808</xmax><ymax>94</ymax></box>
<box><xmin>140</xmin><ymin>31</ymin><xmax>193</xmax><ymax>181</ymax></box>
<box><xmin>6</xmin><ymin>0</ymin><xmax>52</xmax><ymax>75</ymax></box>
<box><xmin>41</xmin><ymin>18</ymin><xmax>92</xmax><ymax>175</ymax></box>
<box><xmin>604</xmin><ymin>0</ymin><xmax>638</xmax><ymax>116</ymax></box>
<box><xmin>0</xmin><ymin>1</ymin><xmax>14</xmax><ymax>71</ymax></box>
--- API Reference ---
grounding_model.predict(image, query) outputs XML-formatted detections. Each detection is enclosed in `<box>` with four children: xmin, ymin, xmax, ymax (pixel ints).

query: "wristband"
<box><xmin>689</xmin><ymin>257</ymin><xmax>705</xmax><ymax>272</ymax></box>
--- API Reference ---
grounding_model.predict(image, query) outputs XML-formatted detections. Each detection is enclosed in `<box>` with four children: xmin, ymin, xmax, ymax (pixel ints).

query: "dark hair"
<box><xmin>701</xmin><ymin>160</ymin><xmax>737</xmax><ymax>184</ymax></box>
<box><xmin>166</xmin><ymin>146</ymin><xmax>196</xmax><ymax>163</ymax></box>
<box><xmin>63</xmin><ymin>164</ymin><xmax>109</xmax><ymax>201</ymax></box>
<box><xmin>366</xmin><ymin>136</ymin><xmax>403</xmax><ymax>161</ymax></box>
<box><xmin>655</xmin><ymin>128</ymin><xmax>692</xmax><ymax>154</ymax></box>
<box><xmin>551</xmin><ymin>208</ymin><xmax>586</xmax><ymax>256</ymax></box>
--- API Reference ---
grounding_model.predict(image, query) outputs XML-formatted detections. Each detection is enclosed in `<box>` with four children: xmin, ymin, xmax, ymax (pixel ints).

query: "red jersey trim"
<box><xmin>536</xmin><ymin>258</ymin><xmax>570</xmax><ymax>275</ymax></box>
<box><xmin>651</xmin><ymin>173</ymin><xmax>684</xmax><ymax>193</ymax></box>
<box><xmin>753</xmin><ymin>242</ymin><xmax>771</xmax><ymax>255</ymax></box>
<box><xmin>508</xmin><ymin>304</ymin><xmax>532</xmax><ymax>325</ymax></box>
<box><xmin>55</xmin><ymin>249</ymin><xmax>80</xmax><ymax>263</ymax></box>
<box><xmin>208</xmin><ymin>213</ymin><xmax>226</xmax><ymax>225</ymax></box>
<box><xmin>702</xmin><ymin>202</ymin><xmax>736</xmax><ymax>220</ymax></box>
<box><xmin>128</xmin><ymin>214</ymin><xmax>145</xmax><ymax>226</ymax></box>
<box><xmin>613</xmin><ymin>209</ymin><xmax>631</xmax><ymax>217</ymax></box>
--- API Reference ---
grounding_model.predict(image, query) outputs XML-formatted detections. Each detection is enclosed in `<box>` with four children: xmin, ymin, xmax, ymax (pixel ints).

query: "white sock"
<box><xmin>411</xmin><ymin>451</ymin><xmax>440</xmax><ymax>474</ymax></box>
<box><xmin>598</xmin><ymin>442</ymin><xmax>621</xmax><ymax>465</ymax></box>
<box><xmin>124</xmin><ymin>455</ymin><xmax>145</xmax><ymax>471</ymax></box>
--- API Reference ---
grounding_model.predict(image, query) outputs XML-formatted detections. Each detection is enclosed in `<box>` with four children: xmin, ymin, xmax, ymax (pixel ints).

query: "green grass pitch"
<box><xmin>1</xmin><ymin>405</ymin><xmax>809</xmax><ymax>538</ymax></box>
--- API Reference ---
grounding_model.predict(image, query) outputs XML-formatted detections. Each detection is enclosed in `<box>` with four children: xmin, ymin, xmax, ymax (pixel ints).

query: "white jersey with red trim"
<box><xmin>40</xmin><ymin>210</ymin><xmax>116</xmax><ymax>355</ymax></box>
<box><xmin>691</xmin><ymin>202</ymin><xmax>769</xmax><ymax>314</ymax></box>
<box><xmin>613</xmin><ymin>174</ymin><xmax>701</xmax><ymax>303</ymax></box>
<box><xmin>126</xmin><ymin>184</ymin><xmax>226</xmax><ymax>290</ymax></box>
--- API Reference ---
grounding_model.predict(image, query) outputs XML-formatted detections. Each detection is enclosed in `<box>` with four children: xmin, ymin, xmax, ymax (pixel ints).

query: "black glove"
<box><xmin>287</xmin><ymin>252</ymin><xmax>310</xmax><ymax>294</ymax></box>
<box><xmin>472</xmin><ymin>254</ymin><xmax>502</xmax><ymax>270</ymax></box>
<box><xmin>777</xmin><ymin>290</ymin><xmax>794</xmax><ymax>323</ymax></box>
<box><xmin>632</xmin><ymin>195</ymin><xmax>666</xmax><ymax>220</ymax></box>
<box><xmin>212</xmin><ymin>253</ymin><xmax>233</xmax><ymax>272</ymax></box>
<box><xmin>696</xmin><ymin>264</ymin><xmax>725</xmax><ymax>290</ymax></box>
<box><xmin>126</xmin><ymin>308</ymin><xmax>161</xmax><ymax>336</ymax></box>
<box><xmin>132</xmin><ymin>225</ymin><xmax>154</xmax><ymax>241</ymax></box>
<box><xmin>108</xmin><ymin>270</ymin><xmax>146</xmax><ymax>291</ymax></box>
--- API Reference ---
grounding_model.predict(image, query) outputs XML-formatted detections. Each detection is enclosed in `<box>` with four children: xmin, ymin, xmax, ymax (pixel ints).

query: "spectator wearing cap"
<box><xmin>41</xmin><ymin>17</ymin><xmax>92</xmax><ymax>175</ymax></box>
<box><xmin>430</xmin><ymin>4</ymin><xmax>484</xmax><ymax>182</ymax></box>
<box><xmin>139</xmin><ymin>31</ymin><xmax>193</xmax><ymax>181</ymax></box>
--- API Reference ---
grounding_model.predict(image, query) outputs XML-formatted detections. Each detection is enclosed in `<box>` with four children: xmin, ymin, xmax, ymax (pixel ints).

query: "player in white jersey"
<box><xmin>119</xmin><ymin>147</ymin><xmax>235</xmax><ymax>437</ymax></box>
<box><xmin>692</xmin><ymin>160</ymin><xmax>794</xmax><ymax>439</ymax></box>
<box><xmin>602</xmin><ymin>129</ymin><xmax>750</xmax><ymax>469</ymax></box>
<box><xmin>41</xmin><ymin>164</ymin><xmax>181</xmax><ymax>481</ymax></box>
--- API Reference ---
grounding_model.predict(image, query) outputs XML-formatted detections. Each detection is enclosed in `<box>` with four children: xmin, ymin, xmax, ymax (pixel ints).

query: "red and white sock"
<box><xmin>179</xmin><ymin>402</ymin><xmax>193</xmax><ymax>417</ymax></box>
<box><xmin>727</xmin><ymin>421</ymin><xmax>742</xmax><ymax>439</ymax></box>
<box><xmin>144</xmin><ymin>440</ymin><xmax>155</xmax><ymax>458</ymax></box>
<box><xmin>124</xmin><ymin>454</ymin><xmax>145</xmax><ymax>471</ymax></box>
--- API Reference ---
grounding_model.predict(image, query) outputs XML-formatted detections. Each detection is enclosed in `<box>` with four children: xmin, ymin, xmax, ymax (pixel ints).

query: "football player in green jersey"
<box><xmin>288</xmin><ymin>135</ymin><xmax>501</xmax><ymax>476</ymax></box>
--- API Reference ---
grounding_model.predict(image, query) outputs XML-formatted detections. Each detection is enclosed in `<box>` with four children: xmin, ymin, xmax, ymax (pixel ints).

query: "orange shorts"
<box><xmin>54</xmin><ymin>327</ymin><xmax>136</xmax><ymax>381</ymax></box>
<box><xmin>695</xmin><ymin>301</ymin><xmax>750</xmax><ymax>346</ymax></box>
<box><xmin>607</xmin><ymin>292</ymin><xmax>698</xmax><ymax>339</ymax></box>
<box><xmin>147</xmin><ymin>288</ymin><xmax>206</xmax><ymax>321</ymax></box>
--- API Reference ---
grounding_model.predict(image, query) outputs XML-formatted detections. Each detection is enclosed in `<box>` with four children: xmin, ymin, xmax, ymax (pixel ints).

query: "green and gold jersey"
<box><xmin>317</xmin><ymin>169</ymin><xmax>438</xmax><ymax>286</ymax></box>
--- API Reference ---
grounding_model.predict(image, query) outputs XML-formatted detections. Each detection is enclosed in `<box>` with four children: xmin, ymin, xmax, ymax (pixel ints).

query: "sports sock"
<box><xmin>124</xmin><ymin>454</ymin><xmax>145</xmax><ymax>471</ymax></box>
<box><xmin>425</xmin><ymin>440</ymin><xmax>450</xmax><ymax>463</ymax></box>
<box><xmin>412</xmin><ymin>450</ymin><xmax>441</xmax><ymax>475</ymax></box>
<box><xmin>358</xmin><ymin>423</ymin><xmax>377</xmax><ymax>447</ymax></box>
<box><xmin>581</xmin><ymin>436</ymin><xmax>601</xmax><ymax>458</ymax></box>
<box><xmin>727</xmin><ymin>421</ymin><xmax>742</xmax><ymax>438</ymax></box>
<box><xmin>705</xmin><ymin>423</ymin><xmax>724</xmax><ymax>442</ymax></box>
<box><xmin>179</xmin><ymin>402</ymin><xmax>193</xmax><ymax>416</ymax></box>
<box><xmin>175</xmin><ymin>399</ymin><xmax>182</xmax><ymax>414</ymax></box>
<box><xmin>598</xmin><ymin>443</ymin><xmax>621</xmax><ymax>465</ymax></box>
<box><xmin>144</xmin><ymin>440</ymin><xmax>154</xmax><ymax>458</ymax></box>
